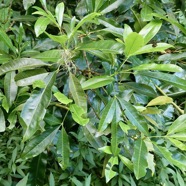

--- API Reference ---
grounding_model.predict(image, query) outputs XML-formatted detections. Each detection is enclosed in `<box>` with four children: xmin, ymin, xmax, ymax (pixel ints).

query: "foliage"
<box><xmin>1</xmin><ymin>0</ymin><xmax>186</xmax><ymax>185</ymax></box>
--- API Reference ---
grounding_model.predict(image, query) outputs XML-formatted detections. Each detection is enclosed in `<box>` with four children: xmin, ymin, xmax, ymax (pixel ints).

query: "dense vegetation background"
<box><xmin>1</xmin><ymin>0</ymin><xmax>186</xmax><ymax>185</ymax></box>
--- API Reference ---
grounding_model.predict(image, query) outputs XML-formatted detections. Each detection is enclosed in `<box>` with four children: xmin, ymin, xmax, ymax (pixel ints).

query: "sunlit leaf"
<box><xmin>119</xmin><ymin>155</ymin><xmax>133</xmax><ymax>171</ymax></box>
<box><xmin>54</xmin><ymin>92</ymin><xmax>73</xmax><ymax>105</ymax></box>
<box><xmin>55</xmin><ymin>2</ymin><xmax>64</xmax><ymax>27</ymax></box>
<box><xmin>168</xmin><ymin>137</ymin><xmax>186</xmax><ymax>151</ymax></box>
<box><xmin>147</xmin><ymin>96</ymin><xmax>173</xmax><ymax>107</ymax></box>
<box><xmin>0</xmin><ymin>108</ymin><xmax>5</xmax><ymax>132</ymax></box>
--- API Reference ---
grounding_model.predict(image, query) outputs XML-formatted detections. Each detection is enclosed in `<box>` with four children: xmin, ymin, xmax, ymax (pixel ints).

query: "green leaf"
<box><xmin>81</xmin><ymin>76</ymin><xmax>114</xmax><ymax>90</ymax></box>
<box><xmin>139</xmin><ymin>20</ymin><xmax>162</xmax><ymax>44</ymax></box>
<box><xmin>123</xmin><ymin>24</ymin><xmax>133</xmax><ymax>42</ymax></box>
<box><xmin>70</xmin><ymin>104</ymin><xmax>89</xmax><ymax>126</ymax></box>
<box><xmin>77</xmin><ymin>40</ymin><xmax>123</xmax><ymax>54</ymax></box>
<box><xmin>69</xmin><ymin>73</ymin><xmax>87</xmax><ymax>112</ymax></box>
<box><xmin>34</xmin><ymin>16</ymin><xmax>50</xmax><ymax>37</ymax></box>
<box><xmin>167</xmin><ymin>114</ymin><xmax>186</xmax><ymax>136</ymax></box>
<box><xmin>16</xmin><ymin>174</ymin><xmax>29</xmax><ymax>186</ymax></box>
<box><xmin>0</xmin><ymin>108</ymin><xmax>5</xmax><ymax>132</ymax></box>
<box><xmin>0</xmin><ymin>28</ymin><xmax>17</xmax><ymax>54</ymax></box>
<box><xmin>33</xmin><ymin>80</ymin><xmax>46</xmax><ymax>89</ymax></box>
<box><xmin>158</xmin><ymin>52</ymin><xmax>186</xmax><ymax>61</ymax></box>
<box><xmin>132</xmin><ymin>139</ymin><xmax>148</xmax><ymax>179</ymax></box>
<box><xmin>118</xmin><ymin>98</ymin><xmax>149</xmax><ymax>136</ymax></box>
<box><xmin>98</xmin><ymin>146</ymin><xmax>112</xmax><ymax>154</ymax></box>
<box><xmin>147</xmin><ymin>96</ymin><xmax>173</xmax><ymax>107</ymax></box>
<box><xmin>55</xmin><ymin>2</ymin><xmax>64</xmax><ymax>27</ymax></box>
<box><xmin>141</xmin><ymin>5</ymin><xmax>153</xmax><ymax>21</ymax></box>
<box><xmin>84</xmin><ymin>175</ymin><xmax>91</xmax><ymax>186</ymax></box>
<box><xmin>22</xmin><ymin>127</ymin><xmax>59</xmax><ymax>159</ymax></box>
<box><xmin>168</xmin><ymin>133</ymin><xmax>186</xmax><ymax>141</ymax></box>
<box><xmin>45</xmin><ymin>33</ymin><xmax>68</xmax><ymax>46</ymax></box>
<box><xmin>119</xmin><ymin>155</ymin><xmax>133</xmax><ymax>171</ymax></box>
<box><xmin>57</xmin><ymin>127</ymin><xmax>70</xmax><ymax>170</ymax></box>
<box><xmin>21</xmin><ymin>72</ymin><xmax>56</xmax><ymax>141</ymax></box>
<box><xmin>4</xmin><ymin>71</ymin><xmax>18</xmax><ymax>107</ymax></box>
<box><xmin>98</xmin><ymin>98</ymin><xmax>116</xmax><ymax>132</ymax></box>
<box><xmin>168</xmin><ymin>137</ymin><xmax>186</xmax><ymax>151</ymax></box>
<box><xmin>133</xmin><ymin>63</ymin><xmax>183</xmax><ymax>72</ymax></box>
<box><xmin>23</xmin><ymin>0</ymin><xmax>36</xmax><ymax>10</ymax></box>
<box><xmin>0</xmin><ymin>58</ymin><xmax>49</xmax><ymax>76</ymax></box>
<box><xmin>49</xmin><ymin>172</ymin><xmax>55</xmax><ymax>186</ymax></box>
<box><xmin>54</xmin><ymin>92</ymin><xmax>73</xmax><ymax>105</ymax></box>
<box><xmin>137</xmin><ymin>71</ymin><xmax>186</xmax><ymax>91</ymax></box>
<box><xmin>125</xmin><ymin>32</ymin><xmax>144</xmax><ymax>58</ymax></box>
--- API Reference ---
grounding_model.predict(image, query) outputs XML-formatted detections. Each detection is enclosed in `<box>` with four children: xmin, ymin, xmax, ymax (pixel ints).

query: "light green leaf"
<box><xmin>0</xmin><ymin>108</ymin><xmax>5</xmax><ymax>132</ymax></box>
<box><xmin>57</xmin><ymin>128</ymin><xmax>70</xmax><ymax>170</ymax></box>
<box><xmin>133</xmin><ymin>63</ymin><xmax>183</xmax><ymax>72</ymax></box>
<box><xmin>55</xmin><ymin>2</ymin><xmax>64</xmax><ymax>27</ymax></box>
<box><xmin>34</xmin><ymin>16</ymin><xmax>50</xmax><ymax>37</ymax></box>
<box><xmin>22</xmin><ymin>127</ymin><xmax>59</xmax><ymax>159</ymax></box>
<box><xmin>123</xmin><ymin>24</ymin><xmax>133</xmax><ymax>42</ymax></box>
<box><xmin>23</xmin><ymin>0</ymin><xmax>36</xmax><ymax>10</ymax></box>
<box><xmin>132</xmin><ymin>139</ymin><xmax>148</xmax><ymax>179</ymax></box>
<box><xmin>69</xmin><ymin>73</ymin><xmax>87</xmax><ymax>112</ymax></box>
<box><xmin>70</xmin><ymin>104</ymin><xmax>89</xmax><ymax>126</ymax></box>
<box><xmin>147</xmin><ymin>96</ymin><xmax>173</xmax><ymax>107</ymax></box>
<box><xmin>0</xmin><ymin>58</ymin><xmax>49</xmax><ymax>76</ymax></box>
<box><xmin>136</xmin><ymin>71</ymin><xmax>186</xmax><ymax>91</ymax></box>
<box><xmin>167</xmin><ymin>114</ymin><xmax>186</xmax><ymax>135</ymax></box>
<box><xmin>119</xmin><ymin>121</ymin><xmax>131</xmax><ymax>134</ymax></box>
<box><xmin>4</xmin><ymin>71</ymin><xmax>18</xmax><ymax>107</ymax></box>
<box><xmin>98</xmin><ymin>146</ymin><xmax>112</xmax><ymax>154</ymax></box>
<box><xmin>45</xmin><ymin>33</ymin><xmax>68</xmax><ymax>46</ymax></box>
<box><xmin>98</xmin><ymin>98</ymin><xmax>116</xmax><ymax>132</ymax></box>
<box><xmin>16</xmin><ymin>174</ymin><xmax>29</xmax><ymax>186</ymax></box>
<box><xmin>21</xmin><ymin>72</ymin><xmax>56</xmax><ymax>141</ymax></box>
<box><xmin>118</xmin><ymin>98</ymin><xmax>149</xmax><ymax>136</ymax></box>
<box><xmin>49</xmin><ymin>172</ymin><xmax>55</xmax><ymax>186</ymax></box>
<box><xmin>81</xmin><ymin>76</ymin><xmax>114</xmax><ymax>90</ymax></box>
<box><xmin>168</xmin><ymin>137</ymin><xmax>186</xmax><ymax>151</ymax></box>
<box><xmin>33</xmin><ymin>80</ymin><xmax>46</xmax><ymax>89</ymax></box>
<box><xmin>85</xmin><ymin>175</ymin><xmax>91</xmax><ymax>186</ymax></box>
<box><xmin>158</xmin><ymin>52</ymin><xmax>186</xmax><ymax>61</ymax></box>
<box><xmin>133</xmin><ymin>43</ymin><xmax>173</xmax><ymax>56</ymax></box>
<box><xmin>77</xmin><ymin>40</ymin><xmax>123</xmax><ymax>54</ymax></box>
<box><xmin>119</xmin><ymin>155</ymin><xmax>133</xmax><ymax>171</ymax></box>
<box><xmin>139</xmin><ymin>20</ymin><xmax>162</xmax><ymax>44</ymax></box>
<box><xmin>125</xmin><ymin>32</ymin><xmax>144</xmax><ymax>58</ymax></box>
<box><xmin>141</xmin><ymin>5</ymin><xmax>153</xmax><ymax>21</ymax></box>
<box><xmin>168</xmin><ymin>133</ymin><xmax>186</xmax><ymax>141</ymax></box>
<box><xmin>54</xmin><ymin>92</ymin><xmax>73</xmax><ymax>105</ymax></box>
<box><xmin>146</xmin><ymin>153</ymin><xmax>155</xmax><ymax>176</ymax></box>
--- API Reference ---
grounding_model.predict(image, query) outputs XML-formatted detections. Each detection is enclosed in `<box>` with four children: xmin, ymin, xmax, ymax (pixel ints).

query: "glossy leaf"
<box><xmin>132</xmin><ymin>139</ymin><xmax>148</xmax><ymax>179</ymax></box>
<box><xmin>139</xmin><ymin>20</ymin><xmax>162</xmax><ymax>44</ymax></box>
<box><xmin>0</xmin><ymin>108</ymin><xmax>5</xmax><ymax>132</ymax></box>
<box><xmin>69</xmin><ymin>73</ymin><xmax>87</xmax><ymax>112</ymax></box>
<box><xmin>70</xmin><ymin>104</ymin><xmax>89</xmax><ymax>126</ymax></box>
<box><xmin>137</xmin><ymin>71</ymin><xmax>186</xmax><ymax>91</ymax></box>
<box><xmin>147</xmin><ymin>96</ymin><xmax>173</xmax><ymax>107</ymax></box>
<box><xmin>81</xmin><ymin>75</ymin><xmax>114</xmax><ymax>90</ymax></box>
<box><xmin>0</xmin><ymin>58</ymin><xmax>49</xmax><ymax>76</ymax></box>
<box><xmin>125</xmin><ymin>32</ymin><xmax>144</xmax><ymax>58</ymax></box>
<box><xmin>54</xmin><ymin>92</ymin><xmax>73</xmax><ymax>105</ymax></box>
<box><xmin>55</xmin><ymin>2</ymin><xmax>64</xmax><ymax>27</ymax></box>
<box><xmin>16</xmin><ymin>174</ymin><xmax>29</xmax><ymax>186</ymax></box>
<box><xmin>118</xmin><ymin>98</ymin><xmax>149</xmax><ymax>136</ymax></box>
<box><xmin>133</xmin><ymin>63</ymin><xmax>183</xmax><ymax>72</ymax></box>
<box><xmin>21</xmin><ymin>72</ymin><xmax>56</xmax><ymax>141</ymax></box>
<box><xmin>123</xmin><ymin>24</ymin><xmax>133</xmax><ymax>42</ymax></box>
<box><xmin>22</xmin><ymin>127</ymin><xmax>59</xmax><ymax>159</ymax></box>
<box><xmin>98</xmin><ymin>98</ymin><xmax>116</xmax><ymax>132</ymax></box>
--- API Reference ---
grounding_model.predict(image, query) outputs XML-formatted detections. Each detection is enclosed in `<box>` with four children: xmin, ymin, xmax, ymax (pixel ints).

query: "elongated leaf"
<box><xmin>77</xmin><ymin>40</ymin><xmax>123</xmax><ymax>54</ymax></box>
<box><xmin>167</xmin><ymin>114</ymin><xmax>186</xmax><ymax>135</ymax></box>
<box><xmin>22</xmin><ymin>127</ymin><xmax>59</xmax><ymax>159</ymax></box>
<box><xmin>98</xmin><ymin>146</ymin><xmax>112</xmax><ymax>154</ymax></box>
<box><xmin>146</xmin><ymin>153</ymin><xmax>155</xmax><ymax>176</ymax></box>
<box><xmin>147</xmin><ymin>96</ymin><xmax>173</xmax><ymax>107</ymax></box>
<box><xmin>21</xmin><ymin>72</ymin><xmax>56</xmax><ymax>141</ymax></box>
<box><xmin>139</xmin><ymin>20</ymin><xmax>162</xmax><ymax>44</ymax></box>
<box><xmin>54</xmin><ymin>92</ymin><xmax>73</xmax><ymax>105</ymax></box>
<box><xmin>137</xmin><ymin>71</ymin><xmax>186</xmax><ymax>90</ymax></box>
<box><xmin>133</xmin><ymin>63</ymin><xmax>183</xmax><ymax>72</ymax></box>
<box><xmin>0</xmin><ymin>58</ymin><xmax>49</xmax><ymax>76</ymax></box>
<box><xmin>125</xmin><ymin>32</ymin><xmax>144</xmax><ymax>58</ymax></box>
<box><xmin>168</xmin><ymin>137</ymin><xmax>186</xmax><ymax>151</ymax></box>
<box><xmin>154</xmin><ymin>143</ymin><xmax>186</xmax><ymax>171</ymax></box>
<box><xmin>49</xmin><ymin>172</ymin><xmax>55</xmax><ymax>186</ymax></box>
<box><xmin>4</xmin><ymin>71</ymin><xmax>18</xmax><ymax>107</ymax></box>
<box><xmin>0</xmin><ymin>28</ymin><xmax>16</xmax><ymax>54</ymax></box>
<box><xmin>69</xmin><ymin>73</ymin><xmax>87</xmax><ymax>112</ymax></box>
<box><xmin>98</xmin><ymin>98</ymin><xmax>116</xmax><ymax>132</ymax></box>
<box><xmin>158</xmin><ymin>52</ymin><xmax>186</xmax><ymax>61</ymax></box>
<box><xmin>119</xmin><ymin>155</ymin><xmax>133</xmax><ymax>171</ymax></box>
<box><xmin>57</xmin><ymin>128</ymin><xmax>70</xmax><ymax>170</ymax></box>
<box><xmin>0</xmin><ymin>108</ymin><xmax>5</xmax><ymax>132</ymax></box>
<box><xmin>34</xmin><ymin>17</ymin><xmax>50</xmax><ymax>37</ymax></box>
<box><xmin>55</xmin><ymin>2</ymin><xmax>64</xmax><ymax>27</ymax></box>
<box><xmin>81</xmin><ymin>76</ymin><xmax>114</xmax><ymax>90</ymax></box>
<box><xmin>118</xmin><ymin>98</ymin><xmax>149</xmax><ymax>136</ymax></box>
<box><xmin>168</xmin><ymin>133</ymin><xmax>186</xmax><ymax>141</ymax></box>
<box><xmin>132</xmin><ymin>139</ymin><xmax>148</xmax><ymax>179</ymax></box>
<box><xmin>45</xmin><ymin>33</ymin><xmax>68</xmax><ymax>46</ymax></box>
<box><xmin>16</xmin><ymin>174</ymin><xmax>29</xmax><ymax>186</ymax></box>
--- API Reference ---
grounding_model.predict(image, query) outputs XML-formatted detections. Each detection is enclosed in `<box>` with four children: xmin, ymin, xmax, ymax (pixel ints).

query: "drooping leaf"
<box><xmin>98</xmin><ymin>98</ymin><xmax>116</xmax><ymax>132</ymax></box>
<box><xmin>139</xmin><ymin>20</ymin><xmax>162</xmax><ymax>44</ymax></box>
<box><xmin>54</xmin><ymin>92</ymin><xmax>73</xmax><ymax>105</ymax></box>
<box><xmin>16</xmin><ymin>174</ymin><xmax>29</xmax><ymax>186</ymax></box>
<box><xmin>21</xmin><ymin>72</ymin><xmax>56</xmax><ymax>141</ymax></box>
<box><xmin>132</xmin><ymin>139</ymin><xmax>148</xmax><ymax>179</ymax></box>
<box><xmin>81</xmin><ymin>75</ymin><xmax>114</xmax><ymax>90</ymax></box>
<box><xmin>137</xmin><ymin>71</ymin><xmax>186</xmax><ymax>91</ymax></box>
<box><xmin>147</xmin><ymin>96</ymin><xmax>173</xmax><ymax>107</ymax></box>
<box><xmin>69</xmin><ymin>73</ymin><xmax>87</xmax><ymax>112</ymax></box>
<box><xmin>22</xmin><ymin>127</ymin><xmax>59</xmax><ymax>159</ymax></box>
<box><xmin>0</xmin><ymin>108</ymin><xmax>5</xmax><ymax>132</ymax></box>
<box><xmin>55</xmin><ymin>2</ymin><xmax>64</xmax><ymax>27</ymax></box>
<box><xmin>118</xmin><ymin>98</ymin><xmax>149</xmax><ymax>136</ymax></box>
